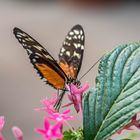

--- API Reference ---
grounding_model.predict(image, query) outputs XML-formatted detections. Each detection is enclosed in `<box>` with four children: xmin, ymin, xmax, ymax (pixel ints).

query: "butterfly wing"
<box><xmin>59</xmin><ymin>25</ymin><xmax>85</xmax><ymax>79</ymax></box>
<box><xmin>13</xmin><ymin>27</ymin><xmax>68</xmax><ymax>89</ymax></box>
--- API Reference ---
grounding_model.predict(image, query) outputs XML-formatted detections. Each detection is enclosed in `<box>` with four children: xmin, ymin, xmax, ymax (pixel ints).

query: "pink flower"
<box><xmin>0</xmin><ymin>116</ymin><xmax>5</xmax><ymax>131</ymax></box>
<box><xmin>132</xmin><ymin>114</ymin><xmax>140</xmax><ymax>129</ymax></box>
<box><xmin>12</xmin><ymin>126</ymin><xmax>23</xmax><ymax>140</ymax></box>
<box><xmin>117</xmin><ymin>114</ymin><xmax>140</xmax><ymax>134</ymax></box>
<box><xmin>48</xmin><ymin>109</ymin><xmax>74</xmax><ymax>122</ymax></box>
<box><xmin>35</xmin><ymin>94</ymin><xmax>57</xmax><ymax>113</ymax></box>
<box><xmin>0</xmin><ymin>116</ymin><xmax>5</xmax><ymax>140</ymax></box>
<box><xmin>36</xmin><ymin>117</ymin><xmax>62</xmax><ymax>140</ymax></box>
<box><xmin>0</xmin><ymin>134</ymin><xmax>4</xmax><ymax>140</ymax></box>
<box><xmin>48</xmin><ymin>109</ymin><xmax>74</xmax><ymax>132</ymax></box>
<box><xmin>65</xmin><ymin>83</ymin><xmax>89</xmax><ymax>112</ymax></box>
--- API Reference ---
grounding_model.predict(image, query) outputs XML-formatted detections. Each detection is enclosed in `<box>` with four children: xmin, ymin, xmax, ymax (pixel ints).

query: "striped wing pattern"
<box><xmin>59</xmin><ymin>25</ymin><xmax>85</xmax><ymax>79</ymax></box>
<box><xmin>13</xmin><ymin>27</ymin><xmax>68</xmax><ymax>89</ymax></box>
<box><xmin>13</xmin><ymin>25</ymin><xmax>85</xmax><ymax>89</ymax></box>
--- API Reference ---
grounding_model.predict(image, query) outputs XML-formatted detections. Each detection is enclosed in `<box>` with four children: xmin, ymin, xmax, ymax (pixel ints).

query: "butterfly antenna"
<box><xmin>79</xmin><ymin>55</ymin><xmax>104</xmax><ymax>81</ymax></box>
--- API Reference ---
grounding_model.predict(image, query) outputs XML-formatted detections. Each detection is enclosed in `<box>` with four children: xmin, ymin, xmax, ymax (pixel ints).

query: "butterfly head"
<box><xmin>67</xmin><ymin>77</ymin><xmax>81</xmax><ymax>88</ymax></box>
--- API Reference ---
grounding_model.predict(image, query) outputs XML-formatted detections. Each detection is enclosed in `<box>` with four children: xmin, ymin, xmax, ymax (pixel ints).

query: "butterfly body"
<box><xmin>13</xmin><ymin>25</ymin><xmax>85</xmax><ymax>90</ymax></box>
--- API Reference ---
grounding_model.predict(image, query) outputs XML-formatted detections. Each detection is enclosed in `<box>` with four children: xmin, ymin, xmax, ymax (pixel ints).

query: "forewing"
<box><xmin>13</xmin><ymin>27</ymin><xmax>68</xmax><ymax>89</ymax></box>
<box><xmin>59</xmin><ymin>24</ymin><xmax>85</xmax><ymax>78</ymax></box>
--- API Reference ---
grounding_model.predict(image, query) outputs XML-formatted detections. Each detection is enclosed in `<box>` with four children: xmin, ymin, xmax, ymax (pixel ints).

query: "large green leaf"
<box><xmin>83</xmin><ymin>43</ymin><xmax>140</xmax><ymax>140</ymax></box>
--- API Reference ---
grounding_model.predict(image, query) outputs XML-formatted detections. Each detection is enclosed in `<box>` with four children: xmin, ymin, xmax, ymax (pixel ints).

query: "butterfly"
<box><xmin>13</xmin><ymin>25</ymin><xmax>85</xmax><ymax>91</ymax></box>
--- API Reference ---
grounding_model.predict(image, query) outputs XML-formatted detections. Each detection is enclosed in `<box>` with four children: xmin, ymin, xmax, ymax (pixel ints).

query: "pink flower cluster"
<box><xmin>0</xmin><ymin>116</ymin><xmax>23</xmax><ymax>140</ymax></box>
<box><xmin>35</xmin><ymin>109</ymin><xmax>74</xmax><ymax>140</ymax></box>
<box><xmin>0</xmin><ymin>83</ymin><xmax>89</xmax><ymax>140</ymax></box>
<box><xmin>66</xmin><ymin>83</ymin><xmax>89</xmax><ymax>112</ymax></box>
<box><xmin>35</xmin><ymin>83</ymin><xmax>89</xmax><ymax>140</ymax></box>
<box><xmin>1</xmin><ymin>82</ymin><xmax>140</xmax><ymax>140</ymax></box>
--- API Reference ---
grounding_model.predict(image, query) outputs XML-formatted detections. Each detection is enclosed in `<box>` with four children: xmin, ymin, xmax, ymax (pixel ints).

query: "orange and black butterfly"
<box><xmin>13</xmin><ymin>25</ymin><xmax>85</xmax><ymax>91</ymax></box>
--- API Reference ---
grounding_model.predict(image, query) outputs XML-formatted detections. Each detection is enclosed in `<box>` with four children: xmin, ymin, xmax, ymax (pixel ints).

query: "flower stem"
<box><xmin>64</xmin><ymin>120</ymin><xmax>74</xmax><ymax>132</ymax></box>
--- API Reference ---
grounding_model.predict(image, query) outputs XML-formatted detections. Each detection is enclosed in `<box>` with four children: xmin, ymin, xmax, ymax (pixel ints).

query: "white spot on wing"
<box><xmin>26</xmin><ymin>37</ymin><xmax>34</xmax><ymax>41</ymax></box>
<box><xmin>66</xmin><ymin>36</ymin><xmax>72</xmax><ymax>40</ymax></box>
<box><xmin>69</xmin><ymin>31</ymin><xmax>74</xmax><ymax>35</ymax></box>
<box><xmin>74</xmin><ymin>30</ymin><xmax>79</xmax><ymax>35</ymax></box>
<box><xmin>32</xmin><ymin>58</ymin><xmax>36</xmax><ymax>62</ymax></box>
<box><xmin>81</xmin><ymin>35</ymin><xmax>84</xmax><ymax>41</ymax></box>
<box><xmin>44</xmin><ymin>54</ymin><xmax>53</xmax><ymax>60</ymax></box>
<box><xmin>78</xmin><ymin>35</ymin><xmax>81</xmax><ymax>39</ymax></box>
<box><xmin>74</xmin><ymin>43</ymin><xmax>78</xmax><ymax>48</ymax></box>
<box><xmin>65</xmin><ymin>42</ymin><xmax>68</xmax><ymax>45</ymax></box>
<box><xmin>73</xmin><ymin>51</ymin><xmax>80</xmax><ymax>58</ymax></box>
<box><xmin>35</xmin><ymin>52</ymin><xmax>43</xmax><ymax>57</ymax></box>
<box><xmin>59</xmin><ymin>53</ymin><xmax>63</xmax><ymax>56</ymax></box>
<box><xmin>66</xmin><ymin>51</ymin><xmax>70</xmax><ymax>56</ymax></box>
<box><xmin>74</xmin><ymin>36</ymin><xmax>77</xmax><ymax>39</ymax></box>
<box><xmin>77</xmin><ymin>43</ymin><xmax>81</xmax><ymax>48</ymax></box>
<box><xmin>80</xmin><ymin>30</ymin><xmax>83</xmax><ymax>35</ymax></box>
<box><xmin>74</xmin><ymin>43</ymin><xmax>81</xmax><ymax>48</ymax></box>
<box><xmin>18</xmin><ymin>32</ymin><xmax>26</xmax><ymax>37</ymax></box>
<box><xmin>26</xmin><ymin>49</ymin><xmax>32</xmax><ymax>54</ymax></box>
<box><xmin>35</xmin><ymin>55</ymin><xmax>39</xmax><ymax>58</ymax></box>
<box><xmin>61</xmin><ymin>47</ymin><xmax>65</xmax><ymax>52</ymax></box>
<box><xmin>16</xmin><ymin>34</ymin><xmax>22</xmax><ymax>38</ymax></box>
<box><xmin>81</xmin><ymin>45</ymin><xmax>84</xmax><ymax>50</ymax></box>
<box><xmin>22</xmin><ymin>43</ymin><xmax>27</xmax><ymax>47</ymax></box>
<box><xmin>33</xmin><ymin>45</ymin><xmax>43</xmax><ymax>51</ymax></box>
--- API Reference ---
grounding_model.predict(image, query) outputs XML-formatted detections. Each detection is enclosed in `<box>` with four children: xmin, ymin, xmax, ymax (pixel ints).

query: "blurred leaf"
<box><xmin>63</xmin><ymin>129</ymin><xmax>83</xmax><ymax>140</ymax></box>
<box><xmin>128</xmin><ymin>132</ymin><xmax>139</xmax><ymax>139</ymax></box>
<box><xmin>120</xmin><ymin>139</ymin><xmax>132</xmax><ymax>140</ymax></box>
<box><xmin>83</xmin><ymin>43</ymin><xmax>140</xmax><ymax>140</ymax></box>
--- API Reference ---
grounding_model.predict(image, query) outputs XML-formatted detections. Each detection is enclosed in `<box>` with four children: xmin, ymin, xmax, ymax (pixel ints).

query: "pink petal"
<box><xmin>0</xmin><ymin>133</ymin><xmax>4</xmax><ymax>140</ymax></box>
<box><xmin>68</xmin><ymin>83</ymin><xmax>89</xmax><ymax>112</ymax></box>
<box><xmin>12</xmin><ymin>126</ymin><xmax>23</xmax><ymax>140</ymax></box>
<box><xmin>44</xmin><ymin>118</ymin><xmax>50</xmax><ymax>132</ymax></box>
<box><xmin>74</xmin><ymin>105</ymin><xmax>80</xmax><ymax>112</ymax></box>
<box><xmin>70</xmin><ymin>84</ymin><xmax>78</xmax><ymax>93</ymax></box>
<box><xmin>51</xmin><ymin>123</ymin><xmax>62</xmax><ymax>138</ymax></box>
<box><xmin>34</xmin><ymin>107</ymin><xmax>48</xmax><ymax>112</ymax></box>
<box><xmin>53</xmin><ymin>133</ymin><xmax>63</xmax><ymax>138</ymax></box>
<box><xmin>69</xmin><ymin>83</ymin><xmax>89</xmax><ymax>95</ymax></box>
<box><xmin>136</xmin><ymin>123</ymin><xmax>140</xmax><ymax>129</ymax></box>
<box><xmin>80</xmin><ymin>83</ymin><xmax>90</xmax><ymax>93</ymax></box>
<box><xmin>62</xmin><ymin>109</ymin><xmax>70</xmax><ymax>114</ymax></box>
<box><xmin>35</xmin><ymin>128</ymin><xmax>46</xmax><ymax>135</ymax></box>
<box><xmin>132</xmin><ymin>114</ymin><xmax>137</xmax><ymax>121</ymax></box>
<box><xmin>0</xmin><ymin>116</ymin><xmax>5</xmax><ymax>131</ymax></box>
<box><xmin>126</xmin><ymin>127</ymin><xmax>133</xmax><ymax>130</ymax></box>
<box><xmin>52</xmin><ymin>123</ymin><xmax>62</xmax><ymax>133</ymax></box>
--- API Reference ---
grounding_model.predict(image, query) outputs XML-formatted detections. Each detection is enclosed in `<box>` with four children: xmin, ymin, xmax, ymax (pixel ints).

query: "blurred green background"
<box><xmin>0</xmin><ymin>1</ymin><xmax>140</xmax><ymax>140</ymax></box>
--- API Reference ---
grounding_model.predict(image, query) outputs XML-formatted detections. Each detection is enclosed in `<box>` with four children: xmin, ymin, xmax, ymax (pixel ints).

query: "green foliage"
<box><xmin>128</xmin><ymin>132</ymin><xmax>139</xmax><ymax>139</ymax></box>
<box><xmin>63</xmin><ymin>129</ymin><xmax>83</xmax><ymax>140</ymax></box>
<box><xmin>121</xmin><ymin>138</ymin><xmax>133</xmax><ymax>140</ymax></box>
<box><xmin>83</xmin><ymin>43</ymin><xmax>140</xmax><ymax>140</ymax></box>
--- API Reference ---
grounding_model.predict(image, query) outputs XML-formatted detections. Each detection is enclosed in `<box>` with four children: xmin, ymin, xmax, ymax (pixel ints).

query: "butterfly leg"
<box><xmin>54</xmin><ymin>89</ymin><xmax>66</xmax><ymax>111</ymax></box>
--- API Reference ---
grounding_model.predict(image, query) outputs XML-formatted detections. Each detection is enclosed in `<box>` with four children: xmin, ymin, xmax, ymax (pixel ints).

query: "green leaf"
<box><xmin>120</xmin><ymin>139</ymin><xmax>132</xmax><ymax>140</ymax></box>
<box><xmin>63</xmin><ymin>129</ymin><xmax>84</xmax><ymax>140</ymax></box>
<box><xmin>83</xmin><ymin>43</ymin><xmax>140</xmax><ymax>140</ymax></box>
